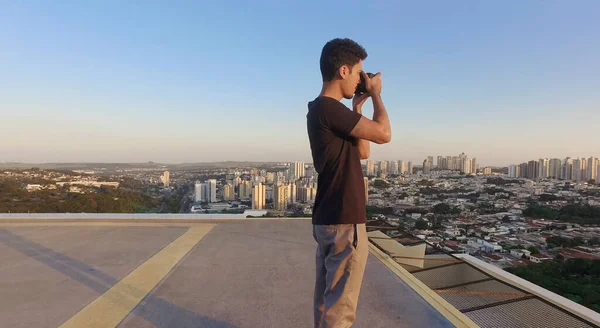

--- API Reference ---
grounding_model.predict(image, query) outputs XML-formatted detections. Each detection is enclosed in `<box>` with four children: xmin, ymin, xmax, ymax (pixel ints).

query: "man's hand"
<box><xmin>352</xmin><ymin>93</ymin><xmax>370</xmax><ymax>113</ymax></box>
<box><xmin>363</xmin><ymin>72</ymin><xmax>382</xmax><ymax>96</ymax></box>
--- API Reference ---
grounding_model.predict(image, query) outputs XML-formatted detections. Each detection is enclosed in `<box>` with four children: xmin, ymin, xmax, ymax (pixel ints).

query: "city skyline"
<box><xmin>4</xmin><ymin>153</ymin><xmax>600</xmax><ymax>169</ymax></box>
<box><xmin>2</xmin><ymin>2</ymin><xmax>599</xmax><ymax>165</ymax></box>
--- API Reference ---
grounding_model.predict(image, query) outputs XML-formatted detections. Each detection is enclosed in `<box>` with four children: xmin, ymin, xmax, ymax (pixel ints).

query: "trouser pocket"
<box><xmin>352</xmin><ymin>224</ymin><xmax>358</xmax><ymax>248</ymax></box>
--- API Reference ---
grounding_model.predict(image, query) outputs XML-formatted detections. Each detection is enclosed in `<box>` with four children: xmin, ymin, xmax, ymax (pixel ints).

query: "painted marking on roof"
<box><xmin>58</xmin><ymin>224</ymin><xmax>215</xmax><ymax>328</ymax></box>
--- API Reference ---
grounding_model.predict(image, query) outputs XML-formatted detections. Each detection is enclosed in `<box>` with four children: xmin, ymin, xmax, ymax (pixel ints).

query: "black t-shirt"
<box><xmin>306</xmin><ymin>96</ymin><xmax>367</xmax><ymax>225</ymax></box>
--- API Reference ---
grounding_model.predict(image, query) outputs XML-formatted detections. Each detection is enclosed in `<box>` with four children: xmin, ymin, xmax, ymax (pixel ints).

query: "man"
<box><xmin>306</xmin><ymin>38</ymin><xmax>392</xmax><ymax>327</ymax></box>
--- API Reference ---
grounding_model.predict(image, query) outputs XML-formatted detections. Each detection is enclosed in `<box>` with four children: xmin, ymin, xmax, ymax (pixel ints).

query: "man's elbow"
<box><xmin>374</xmin><ymin>132</ymin><xmax>392</xmax><ymax>144</ymax></box>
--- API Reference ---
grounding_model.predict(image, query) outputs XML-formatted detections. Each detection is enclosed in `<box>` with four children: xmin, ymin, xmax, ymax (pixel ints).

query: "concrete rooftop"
<box><xmin>0</xmin><ymin>218</ymin><xmax>457</xmax><ymax>328</ymax></box>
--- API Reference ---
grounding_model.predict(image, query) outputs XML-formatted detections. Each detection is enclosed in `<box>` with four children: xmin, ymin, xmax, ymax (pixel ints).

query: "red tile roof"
<box><xmin>558</xmin><ymin>248</ymin><xmax>600</xmax><ymax>260</ymax></box>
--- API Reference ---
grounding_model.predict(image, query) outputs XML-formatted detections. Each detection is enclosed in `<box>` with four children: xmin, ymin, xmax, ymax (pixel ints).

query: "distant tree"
<box><xmin>398</xmin><ymin>192</ymin><xmax>409</xmax><ymax>199</ymax></box>
<box><xmin>417</xmin><ymin>179</ymin><xmax>434</xmax><ymax>187</ymax></box>
<box><xmin>433</xmin><ymin>203</ymin><xmax>451</xmax><ymax>214</ymax></box>
<box><xmin>506</xmin><ymin>259</ymin><xmax>600</xmax><ymax>313</ymax></box>
<box><xmin>397</xmin><ymin>221</ymin><xmax>406</xmax><ymax>231</ymax></box>
<box><xmin>539</xmin><ymin>193</ymin><xmax>559</xmax><ymax>202</ymax></box>
<box><xmin>527</xmin><ymin>246</ymin><xmax>540</xmax><ymax>254</ymax></box>
<box><xmin>415</xmin><ymin>219</ymin><xmax>428</xmax><ymax>230</ymax></box>
<box><xmin>373</xmin><ymin>180</ymin><xmax>390</xmax><ymax>189</ymax></box>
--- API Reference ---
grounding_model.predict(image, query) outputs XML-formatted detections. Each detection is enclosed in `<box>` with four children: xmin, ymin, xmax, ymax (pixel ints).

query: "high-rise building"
<box><xmin>273</xmin><ymin>183</ymin><xmax>289</xmax><ymax>211</ymax></box>
<box><xmin>252</xmin><ymin>183</ymin><xmax>266</xmax><ymax>210</ymax></box>
<box><xmin>305</xmin><ymin>165</ymin><xmax>317</xmax><ymax>178</ymax></box>
<box><xmin>196</xmin><ymin>182</ymin><xmax>209</xmax><ymax>202</ymax></box>
<box><xmin>427</xmin><ymin>156</ymin><xmax>434</xmax><ymax>168</ymax></box>
<box><xmin>549</xmin><ymin>159</ymin><xmax>562</xmax><ymax>179</ymax></box>
<box><xmin>562</xmin><ymin>158</ymin><xmax>573</xmax><ymax>180</ymax></box>
<box><xmin>538</xmin><ymin>158</ymin><xmax>549</xmax><ymax>179</ymax></box>
<box><xmin>447</xmin><ymin>156</ymin><xmax>454</xmax><ymax>170</ymax></box>
<box><xmin>239</xmin><ymin>181</ymin><xmax>251</xmax><ymax>199</ymax></box>
<box><xmin>379</xmin><ymin>160</ymin><xmax>389</xmax><ymax>175</ymax></box>
<box><xmin>437</xmin><ymin>156</ymin><xmax>444</xmax><ymax>169</ymax></box>
<box><xmin>423</xmin><ymin>159</ymin><xmax>432</xmax><ymax>174</ymax></box>
<box><xmin>464</xmin><ymin>158</ymin><xmax>473</xmax><ymax>174</ymax></box>
<box><xmin>407</xmin><ymin>162</ymin><xmax>413</xmax><ymax>175</ymax></box>
<box><xmin>527</xmin><ymin>160</ymin><xmax>538</xmax><ymax>180</ymax></box>
<box><xmin>399</xmin><ymin>160</ymin><xmax>407</xmax><ymax>174</ymax></box>
<box><xmin>224</xmin><ymin>184</ymin><xmax>234</xmax><ymax>201</ymax></box>
<box><xmin>299</xmin><ymin>186</ymin><xmax>317</xmax><ymax>202</ymax></box>
<box><xmin>587</xmin><ymin>157</ymin><xmax>599</xmax><ymax>181</ymax></box>
<box><xmin>481</xmin><ymin>167</ymin><xmax>492</xmax><ymax>175</ymax></box>
<box><xmin>366</xmin><ymin>159</ymin><xmax>375</xmax><ymax>176</ymax></box>
<box><xmin>573</xmin><ymin>158</ymin><xmax>587</xmax><ymax>182</ymax></box>
<box><xmin>207</xmin><ymin>179</ymin><xmax>217</xmax><ymax>202</ymax></box>
<box><xmin>288</xmin><ymin>182</ymin><xmax>297</xmax><ymax>203</ymax></box>
<box><xmin>364</xmin><ymin>177</ymin><xmax>369</xmax><ymax>202</ymax></box>
<box><xmin>390</xmin><ymin>161</ymin><xmax>399</xmax><ymax>175</ymax></box>
<box><xmin>508</xmin><ymin>165</ymin><xmax>519</xmax><ymax>178</ymax></box>
<box><xmin>519</xmin><ymin>163</ymin><xmax>528</xmax><ymax>178</ymax></box>
<box><xmin>160</xmin><ymin>171</ymin><xmax>170</xmax><ymax>187</ymax></box>
<box><xmin>290</xmin><ymin>162</ymin><xmax>305</xmax><ymax>181</ymax></box>
<box><xmin>460</xmin><ymin>157</ymin><xmax>474</xmax><ymax>174</ymax></box>
<box><xmin>194</xmin><ymin>181</ymin><xmax>203</xmax><ymax>202</ymax></box>
<box><xmin>266</xmin><ymin>172</ymin><xmax>275</xmax><ymax>184</ymax></box>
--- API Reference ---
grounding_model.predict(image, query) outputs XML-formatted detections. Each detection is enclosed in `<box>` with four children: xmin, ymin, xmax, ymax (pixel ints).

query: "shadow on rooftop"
<box><xmin>0</xmin><ymin>229</ymin><xmax>240</xmax><ymax>328</ymax></box>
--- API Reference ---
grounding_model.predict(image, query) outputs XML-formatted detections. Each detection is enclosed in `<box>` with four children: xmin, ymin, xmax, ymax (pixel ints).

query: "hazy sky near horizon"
<box><xmin>1</xmin><ymin>1</ymin><xmax>599</xmax><ymax>166</ymax></box>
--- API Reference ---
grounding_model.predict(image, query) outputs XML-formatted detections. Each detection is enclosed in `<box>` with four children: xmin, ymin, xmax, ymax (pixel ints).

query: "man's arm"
<box><xmin>353</xmin><ymin>106</ymin><xmax>370</xmax><ymax>159</ymax></box>
<box><xmin>352</xmin><ymin>93</ymin><xmax>371</xmax><ymax>159</ymax></box>
<box><xmin>350</xmin><ymin>73</ymin><xmax>391</xmax><ymax>145</ymax></box>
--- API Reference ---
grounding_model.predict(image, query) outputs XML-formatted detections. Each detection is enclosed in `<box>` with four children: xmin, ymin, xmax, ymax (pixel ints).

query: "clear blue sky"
<box><xmin>1</xmin><ymin>1</ymin><xmax>598</xmax><ymax>166</ymax></box>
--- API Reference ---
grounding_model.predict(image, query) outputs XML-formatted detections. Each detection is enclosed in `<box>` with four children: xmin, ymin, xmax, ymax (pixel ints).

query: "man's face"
<box><xmin>340</xmin><ymin>60</ymin><xmax>363</xmax><ymax>99</ymax></box>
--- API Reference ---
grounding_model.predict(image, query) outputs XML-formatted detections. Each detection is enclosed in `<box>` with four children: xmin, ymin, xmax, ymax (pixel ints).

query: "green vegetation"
<box><xmin>372</xmin><ymin>180</ymin><xmax>390</xmax><ymax>189</ymax></box>
<box><xmin>527</xmin><ymin>245</ymin><xmax>540</xmax><ymax>254</ymax></box>
<box><xmin>0</xmin><ymin>177</ymin><xmax>193</xmax><ymax>213</ymax></box>
<box><xmin>506</xmin><ymin>259</ymin><xmax>600</xmax><ymax>313</ymax></box>
<box><xmin>404</xmin><ymin>207</ymin><xmax>430</xmax><ymax>214</ymax></box>
<box><xmin>486</xmin><ymin>177</ymin><xmax>522</xmax><ymax>185</ymax></box>
<box><xmin>484</xmin><ymin>187</ymin><xmax>511</xmax><ymax>195</ymax></box>
<box><xmin>544</xmin><ymin>236</ymin><xmax>600</xmax><ymax>248</ymax></box>
<box><xmin>432</xmin><ymin>203</ymin><xmax>462</xmax><ymax>215</ymax></box>
<box><xmin>415</xmin><ymin>219</ymin><xmax>429</xmax><ymax>230</ymax></box>
<box><xmin>417</xmin><ymin>179</ymin><xmax>435</xmax><ymax>187</ymax></box>
<box><xmin>539</xmin><ymin>193</ymin><xmax>562</xmax><ymax>202</ymax></box>
<box><xmin>397</xmin><ymin>192</ymin><xmax>409</xmax><ymax>199</ymax></box>
<box><xmin>366</xmin><ymin>205</ymin><xmax>395</xmax><ymax>217</ymax></box>
<box><xmin>0</xmin><ymin>179</ymin><xmax>160</xmax><ymax>213</ymax></box>
<box><xmin>523</xmin><ymin>204</ymin><xmax>600</xmax><ymax>225</ymax></box>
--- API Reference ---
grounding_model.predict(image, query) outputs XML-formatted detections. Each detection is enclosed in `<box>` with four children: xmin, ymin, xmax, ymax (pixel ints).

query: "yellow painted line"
<box><xmin>59</xmin><ymin>224</ymin><xmax>215</xmax><ymax>328</ymax></box>
<box><xmin>368</xmin><ymin>243</ymin><xmax>479</xmax><ymax>328</ymax></box>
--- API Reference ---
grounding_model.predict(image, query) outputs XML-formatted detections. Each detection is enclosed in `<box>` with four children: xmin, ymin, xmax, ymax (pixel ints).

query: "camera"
<box><xmin>355</xmin><ymin>72</ymin><xmax>375</xmax><ymax>95</ymax></box>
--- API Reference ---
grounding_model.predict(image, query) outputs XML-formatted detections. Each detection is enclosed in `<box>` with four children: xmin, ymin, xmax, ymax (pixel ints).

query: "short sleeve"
<box><xmin>322</xmin><ymin>101</ymin><xmax>362</xmax><ymax>138</ymax></box>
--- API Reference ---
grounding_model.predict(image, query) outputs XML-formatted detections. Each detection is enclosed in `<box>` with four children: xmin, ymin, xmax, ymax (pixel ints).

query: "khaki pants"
<box><xmin>313</xmin><ymin>223</ymin><xmax>369</xmax><ymax>328</ymax></box>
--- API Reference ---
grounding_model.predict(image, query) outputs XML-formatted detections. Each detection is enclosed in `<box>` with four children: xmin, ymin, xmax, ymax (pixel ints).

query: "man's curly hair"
<box><xmin>320</xmin><ymin>38</ymin><xmax>368</xmax><ymax>82</ymax></box>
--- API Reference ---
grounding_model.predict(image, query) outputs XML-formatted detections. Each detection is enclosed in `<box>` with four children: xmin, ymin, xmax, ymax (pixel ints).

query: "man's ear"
<box><xmin>338</xmin><ymin>65</ymin><xmax>350</xmax><ymax>80</ymax></box>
